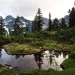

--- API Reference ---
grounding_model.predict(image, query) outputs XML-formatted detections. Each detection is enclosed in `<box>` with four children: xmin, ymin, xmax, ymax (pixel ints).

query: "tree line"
<box><xmin>32</xmin><ymin>7</ymin><xmax>75</xmax><ymax>32</ymax></box>
<box><xmin>0</xmin><ymin>6</ymin><xmax>75</xmax><ymax>35</ymax></box>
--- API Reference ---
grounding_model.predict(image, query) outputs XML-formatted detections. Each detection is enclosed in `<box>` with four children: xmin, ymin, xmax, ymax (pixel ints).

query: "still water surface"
<box><xmin>0</xmin><ymin>49</ymin><xmax>68</xmax><ymax>71</ymax></box>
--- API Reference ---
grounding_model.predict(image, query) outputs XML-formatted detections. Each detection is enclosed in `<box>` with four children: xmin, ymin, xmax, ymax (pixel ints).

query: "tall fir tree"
<box><xmin>52</xmin><ymin>18</ymin><xmax>59</xmax><ymax>30</ymax></box>
<box><xmin>32</xmin><ymin>15</ymin><xmax>38</xmax><ymax>32</ymax></box>
<box><xmin>33</xmin><ymin>8</ymin><xmax>43</xmax><ymax>32</ymax></box>
<box><xmin>60</xmin><ymin>18</ymin><xmax>67</xmax><ymax>29</ymax></box>
<box><xmin>14</xmin><ymin>16</ymin><xmax>21</xmax><ymax>35</ymax></box>
<box><xmin>48</xmin><ymin>13</ymin><xmax>52</xmax><ymax>31</ymax></box>
<box><xmin>69</xmin><ymin>7</ymin><xmax>75</xmax><ymax>27</ymax></box>
<box><xmin>0</xmin><ymin>16</ymin><xmax>5</xmax><ymax>35</ymax></box>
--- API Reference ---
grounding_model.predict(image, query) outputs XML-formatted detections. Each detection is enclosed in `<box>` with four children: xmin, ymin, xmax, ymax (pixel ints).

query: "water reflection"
<box><xmin>34</xmin><ymin>50</ymin><xmax>69</xmax><ymax>70</ymax></box>
<box><xmin>0</xmin><ymin>49</ymin><xmax>69</xmax><ymax>71</ymax></box>
<box><xmin>0</xmin><ymin>49</ymin><xmax>38</xmax><ymax>71</ymax></box>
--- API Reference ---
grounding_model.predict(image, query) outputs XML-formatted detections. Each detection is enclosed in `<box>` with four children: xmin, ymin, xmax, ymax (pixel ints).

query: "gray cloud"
<box><xmin>0</xmin><ymin>0</ymin><xmax>74</xmax><ymax>20</ymax></box>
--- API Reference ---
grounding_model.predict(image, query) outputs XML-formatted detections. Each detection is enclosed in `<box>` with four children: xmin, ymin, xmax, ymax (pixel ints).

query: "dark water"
<box><xmin>0</xmin><ymin>49</ymin><xmax>69</xmax><ymax>71</ymax></box>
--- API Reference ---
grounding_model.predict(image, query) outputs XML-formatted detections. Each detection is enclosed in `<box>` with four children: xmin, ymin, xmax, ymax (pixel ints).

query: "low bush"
<box><xmin>0</xmin><ymin>35</ymin><xmax>11</xmax><ymax>47</ymax></box>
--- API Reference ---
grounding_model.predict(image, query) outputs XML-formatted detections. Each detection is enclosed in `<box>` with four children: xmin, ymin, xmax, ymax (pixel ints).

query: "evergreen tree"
<box><xmin>32</xmin><ymin>15</ymin><xmax>38</xmax><ymax>32</ymax></box>
<box><xmin>0</xmin><ymin>16</ymin><xmax>5</xmax><ymax>35</ymax></box>
<box><xmin>33</xmin><ymin>8</ymin><xmax>43</xmax><ymax>32</ymax></box>
<box><xmin>60</xmin><ymin>18</ymin><xmax>67</xmax><ymax>29</ymax></box>
<box><xmin>32</xmin><ymin>21</ymin><xmax>34</xmax><ymax>32</ymax></box>
<box><xmin>69</xmin><ymin>7</ymin><xmax>75</xmax><ymax>27</ymax></box>
<box><xmin>52</xmin><ymin>18</ymin><xmax>59</xmax><ymax>30</ymax></box>
<box><xmin>48</xmin><ymin>13</ymin><xmax>52</xmax><ymax>30</ymax></box>
<box><xmin>14</xmin><ymin>16</ymin><xmax>21</xmax><ymax>35</ymax></box>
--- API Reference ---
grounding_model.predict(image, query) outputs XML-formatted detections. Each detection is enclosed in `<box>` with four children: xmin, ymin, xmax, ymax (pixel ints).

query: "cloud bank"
<box><xmin>0</xmin><ymin>0</ymin><xmax>74</xmax><ymax>20</ymax></box>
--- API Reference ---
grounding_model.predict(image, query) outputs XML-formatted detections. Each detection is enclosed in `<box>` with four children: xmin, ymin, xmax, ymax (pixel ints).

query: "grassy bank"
<box><xmin>3</xmin><ymin>43</ymin><xmax>41</xmax><ymax>54</ymax></box>
<box><xmin>2</xmin><ymin>28</ymin><xmax>75</xmax><ymax>54</ymax></box>
<box><xmin>61</xmin><ymin>53</ymin><xmax>75</xmax><ymax>69</ymax></box>
<box><xmin>0</xmin><ymin>66</ymin><xmax>75</xmax><ymax>75</ymax></box>
<box><xmin>3</xmin><ymin>42</ymin><xmax>70</xmax><ymax>54</ymax></box>
<box><xmin>3</xmin><ymin>31</ymin><xmax>71</xmax><ymax>54</ymax></box>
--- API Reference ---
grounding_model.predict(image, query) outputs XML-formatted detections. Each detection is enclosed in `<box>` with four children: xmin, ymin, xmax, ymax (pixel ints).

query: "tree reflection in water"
<box><xmin>34</xmin><ymin>50</ymin><xmax>69</xmax><ymax>70</ymax></box>
<box><xmin>34</xmin><ymin>50</ymin><xmax>56</xmax><ymax>70</ymax></box>
<box><xmin>34</xmin><ymin>51</ymin><xmax>43</xmax><ymax>69</ymax></box>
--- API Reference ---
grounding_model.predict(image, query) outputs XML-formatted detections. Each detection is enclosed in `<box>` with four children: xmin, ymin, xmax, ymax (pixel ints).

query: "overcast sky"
<box><xmin>0</xmin><ymin>0</ymin><xmax>74</xmax><ymax>20</ymax></box>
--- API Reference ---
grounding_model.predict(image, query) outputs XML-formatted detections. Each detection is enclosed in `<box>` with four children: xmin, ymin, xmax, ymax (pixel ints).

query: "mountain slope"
<box><xmin>4</xmin><ymin>15</ymin><xmax>32</xmax><ymax>34</ymax></box>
